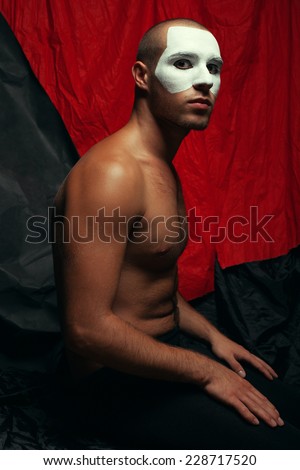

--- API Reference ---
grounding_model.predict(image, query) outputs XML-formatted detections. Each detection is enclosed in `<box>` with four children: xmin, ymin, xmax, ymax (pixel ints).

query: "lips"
<box><xmin>188</xmin><ymin>97</ymin><xmax>212</xmax><ymax>107</ymax></box>
<box><xmin>187</xmin><ymin>97</ymin><xmax>212</xmax><ymax>111</ymax></box>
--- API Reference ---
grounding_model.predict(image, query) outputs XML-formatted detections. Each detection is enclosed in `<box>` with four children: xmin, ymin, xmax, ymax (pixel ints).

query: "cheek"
<box><xmin>155</xmin><ymin>64</ymin><xmax>195</xmax><ymax>94</ymax></box>
<box><xmin>149</xmin><ymin>83</ymin><xmax>183</xmax><ymax>118</ymax></box>
<box><xmin>211</xmin><ymin>77</ymin><xmax>221</xmax><ymax>97</ymax></box>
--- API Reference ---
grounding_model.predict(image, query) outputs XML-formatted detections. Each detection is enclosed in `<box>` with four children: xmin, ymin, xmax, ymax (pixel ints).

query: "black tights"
<box><xmin>70</xmin><ymin>328</ymin><xmax>300</xmax><ymax>449</ymax></box>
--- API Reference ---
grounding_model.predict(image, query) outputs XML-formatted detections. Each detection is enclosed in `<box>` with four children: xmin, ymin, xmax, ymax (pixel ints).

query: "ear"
<box><xmin>132</xmin><ymin>61</ymin><xmax>149</xmax><ymax>91</ymax></box>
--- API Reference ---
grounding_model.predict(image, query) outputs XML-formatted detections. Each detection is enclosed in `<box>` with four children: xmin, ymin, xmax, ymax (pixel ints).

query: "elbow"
<box><xmin>63</xmin><ymin>314</ymin><xmax>113</xmax><ymax>356</ymax></box>
<box><xmin>64</xmin><ymin>324</ymin><xmax>93</xmax><ymax>357</ymax></box>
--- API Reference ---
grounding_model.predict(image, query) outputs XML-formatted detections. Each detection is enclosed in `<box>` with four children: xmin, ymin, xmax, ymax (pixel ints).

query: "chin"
<box><xmin>181</xmin><ymin>118</ymin><xmax>210</xmax><ymax>131</ymax></box>
<box><xmin>191</xmin><ymin>122</ymin><xmax>209</xmax><ymax>130</ymax></box>
<box><xmin>180</xmin><ymin>112</ymin><xmax>212</xmax><ymax>131</ymax></box>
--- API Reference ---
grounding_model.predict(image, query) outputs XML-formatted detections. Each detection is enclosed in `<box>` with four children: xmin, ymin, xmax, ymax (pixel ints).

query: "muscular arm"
<box><xmin>53</xmin><ymin>153</ymin><xmax>283</xmax><ymax>428</ymax></box>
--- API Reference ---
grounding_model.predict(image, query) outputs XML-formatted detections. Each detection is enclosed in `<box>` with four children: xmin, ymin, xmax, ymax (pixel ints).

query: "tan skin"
<box><xmin>53</xmin><ymin>22</ymin><xmax>284</xmax><ymax>429</ymax></box>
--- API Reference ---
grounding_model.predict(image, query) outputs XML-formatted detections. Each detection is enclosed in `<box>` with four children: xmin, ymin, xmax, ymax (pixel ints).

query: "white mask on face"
<box><xmin>155</xmin><ymin>26</ymin><xmax>222</xmax><ymax>96</ymax></box>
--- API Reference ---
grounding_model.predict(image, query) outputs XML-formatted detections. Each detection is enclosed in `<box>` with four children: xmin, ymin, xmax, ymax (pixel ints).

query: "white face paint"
<box><xmin>155</xmin><ymin>26</ymin><xmax>222</xmax><ymax>96</ymax></box>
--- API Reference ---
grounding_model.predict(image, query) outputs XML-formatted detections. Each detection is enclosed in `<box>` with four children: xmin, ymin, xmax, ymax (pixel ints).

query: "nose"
<box><xmin>193</xmin><ymin>81</ymin><xmax>213</xmax><ymax>93</ymax></box>
<box><xmin>192</xmin><ymin>66</ymin><xmax>213</xmax><ymax>91</ymax></box>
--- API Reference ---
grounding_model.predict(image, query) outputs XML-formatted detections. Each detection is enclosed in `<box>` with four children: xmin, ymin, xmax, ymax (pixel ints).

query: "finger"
<box><xmin>247</xmin><ymin>382</ymin><xmax>277</xmax><ymax>406</ymax></box>
<box><xmin>250</xmin><ymin>397</ymin><xmax>284</xmax><ymax>427</ymax></box>
<box><xmin>241</xmin><ymin>395</ymin><xmax>282</xmax><ymax>428</ymax></box>
<box><xmin>247</xmin><ymin>391</ymin><xmax>284</xmax><ymax>426</ymax></box>
<box><xmin>243</xmin><ymin>385</ymin><xmax>285</xmax><ymax>427</ymax></box>
<box><xmin>226</xmin><ymin>357</ymin><xmax>246</xmax><ymax>378</ymax></box>
<box><xmin>241</xmin><ymin>354</ymin><xmax>277</xmax><ymax>380</ymax></box>
<box><xmin>254</xmin><ymin>356</ymin><xmax>278</xmax><ymax>378</ymax></box>
<box><xmin>230</xmin><ymin>398</ymin><xmax>260</xmax><ymax>426</ymax></box>
<box><xmin>248</xmin><ymin>354</ymin><xmax>278</xmax><ymax>377</ymax></box>
<box><xmin>234</xmin><ymin>347</ymin><xmax>278</xmax><ymax>378</ymax></box>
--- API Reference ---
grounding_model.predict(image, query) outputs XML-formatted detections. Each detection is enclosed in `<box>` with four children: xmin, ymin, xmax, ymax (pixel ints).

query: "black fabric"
<box><xmin>0</xmin><ymin>367</ymin><xmax>114</xmax><ymax>449</ymax></box>
<box><xmin>212</xmin><ymin>246</ymin><xmax>300</xmax><ymax>387</ymax></box>
<box><xmin>65</xmin><ymin>327</ymin><xmax>300</xmax><ymax>450</ymax></box>
<box><xmin>0</xmin><ymin>13</ymin><xmax>78</xmax><ymax>371</ymax></box>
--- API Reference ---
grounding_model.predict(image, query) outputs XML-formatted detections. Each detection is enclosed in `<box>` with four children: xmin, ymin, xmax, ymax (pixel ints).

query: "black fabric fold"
<box><xmin>0</xmin><ymin>13</ymin><xmax>78</xmax><ymax>368</ymax></box>
<box><xmin>213</xmin><ymin>245</ymin><xmax>300</xmax><ymax>386</ymax></box>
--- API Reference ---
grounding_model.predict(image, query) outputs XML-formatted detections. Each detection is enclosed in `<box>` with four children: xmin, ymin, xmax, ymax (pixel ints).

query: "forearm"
<box><xmin>177</xmin><ymin>292</ymin><xmax>222</xmax><ymax>344</ymax></box>
<box><xmin>66</xmin><ymin>311</ymin><xmax>215</xmax><ymax>386</ymax></box>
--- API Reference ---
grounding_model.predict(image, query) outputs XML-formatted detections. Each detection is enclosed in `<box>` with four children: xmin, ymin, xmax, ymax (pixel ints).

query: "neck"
<box><xmin>124</xmin><ymin>98</ymin><xmax>189</xmax><ymax>164</ymax></box>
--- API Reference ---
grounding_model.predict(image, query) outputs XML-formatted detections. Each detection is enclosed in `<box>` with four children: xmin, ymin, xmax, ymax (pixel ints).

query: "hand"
<box><xmin>203</xmin><ymin>360</ymin><xmax>284</xmax><ymax>427</ymax></box>
<box><xmin>211</xmin><ymin>333</ymin><xmax>278</xmax><ymax>380</ymax></box>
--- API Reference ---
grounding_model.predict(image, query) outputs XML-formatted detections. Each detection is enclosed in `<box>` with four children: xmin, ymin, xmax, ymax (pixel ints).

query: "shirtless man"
<box><xmin>53</xmin><ymin>18</ymin><xmax>300</xmax><ymax>449</ymax></box>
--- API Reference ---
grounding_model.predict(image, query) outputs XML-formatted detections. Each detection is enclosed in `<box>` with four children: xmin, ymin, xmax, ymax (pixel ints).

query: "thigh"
<box><xmin>242</xmin><ymin>366</ymin><xmax>300</xmax><ymax>430</ymax></box>
<box><xmin>77</xmin><ymin>368</ymin><xmax>300</xmax><ymax>450</ymax></box>
<box><xmin>178</xmin><ymin>331</ymin><xmax>300</xmax><ymax>431</ymax></box>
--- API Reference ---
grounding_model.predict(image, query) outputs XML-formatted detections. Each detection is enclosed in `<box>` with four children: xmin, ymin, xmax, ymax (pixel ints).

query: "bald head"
<box><xmin>137</xmin><ymin>18</ymin><xmax>208</xmax><ymax>70</ymax></box>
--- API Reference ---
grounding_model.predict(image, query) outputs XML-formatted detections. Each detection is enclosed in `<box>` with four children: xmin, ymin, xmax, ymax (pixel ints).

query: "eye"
<box><xmin>207</xmin><ymin>63</ymin><xmax>220</xmax><ymax>75</ymax></box>
<box><xmin>173</xmin><ymin>59</ymin><xmax>193</xmax><ymax>70</ymax></box>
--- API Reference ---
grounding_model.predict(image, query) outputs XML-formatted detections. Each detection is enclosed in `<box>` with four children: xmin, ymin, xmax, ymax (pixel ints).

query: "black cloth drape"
<box><xmin>0</xmin><ymin>13</ymin><xmax>78</xmax><ymax>371</ymax></box>
<box><xmin>214</xmin><ymin>246</ymin><xmax>300</xmax><ymax>387</ymax></box>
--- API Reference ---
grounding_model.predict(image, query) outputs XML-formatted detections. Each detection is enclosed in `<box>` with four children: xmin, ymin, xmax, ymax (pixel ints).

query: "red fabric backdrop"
<box><xmin>1</xmin><ymin>0</ymin><xmax>299</xmax><ymax>299</ymax></box>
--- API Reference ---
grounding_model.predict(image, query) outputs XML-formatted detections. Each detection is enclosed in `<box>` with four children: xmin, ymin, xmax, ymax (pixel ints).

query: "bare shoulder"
<box><xmin>55</xmin><ymin>136</ymin><xmax>145</xmax><ymax>217</ymax></box>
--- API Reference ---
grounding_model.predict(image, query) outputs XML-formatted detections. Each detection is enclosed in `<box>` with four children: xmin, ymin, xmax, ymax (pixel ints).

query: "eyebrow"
<box><xmin>168</xmin><ymin>52</ymin><xmax>199</xmax><ymax>60</ymax></box>
<box><xmin>210</xmin><ymin>57</ymin><xmax>224</xmax><ymax>66</ymax></box>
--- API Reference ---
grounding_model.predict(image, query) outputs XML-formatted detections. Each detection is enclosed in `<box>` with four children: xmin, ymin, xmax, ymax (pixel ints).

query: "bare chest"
<box><xmin>126</xmin><ymin>163</ymin><xmax>188</xmax><ymax>271</ymax></box>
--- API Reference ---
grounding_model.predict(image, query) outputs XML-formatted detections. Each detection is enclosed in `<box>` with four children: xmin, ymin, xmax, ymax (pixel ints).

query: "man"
<box><xmin>53</xmin><ymin>18</ymin><xmax>300</xmax><ymax>449</ymax></box>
